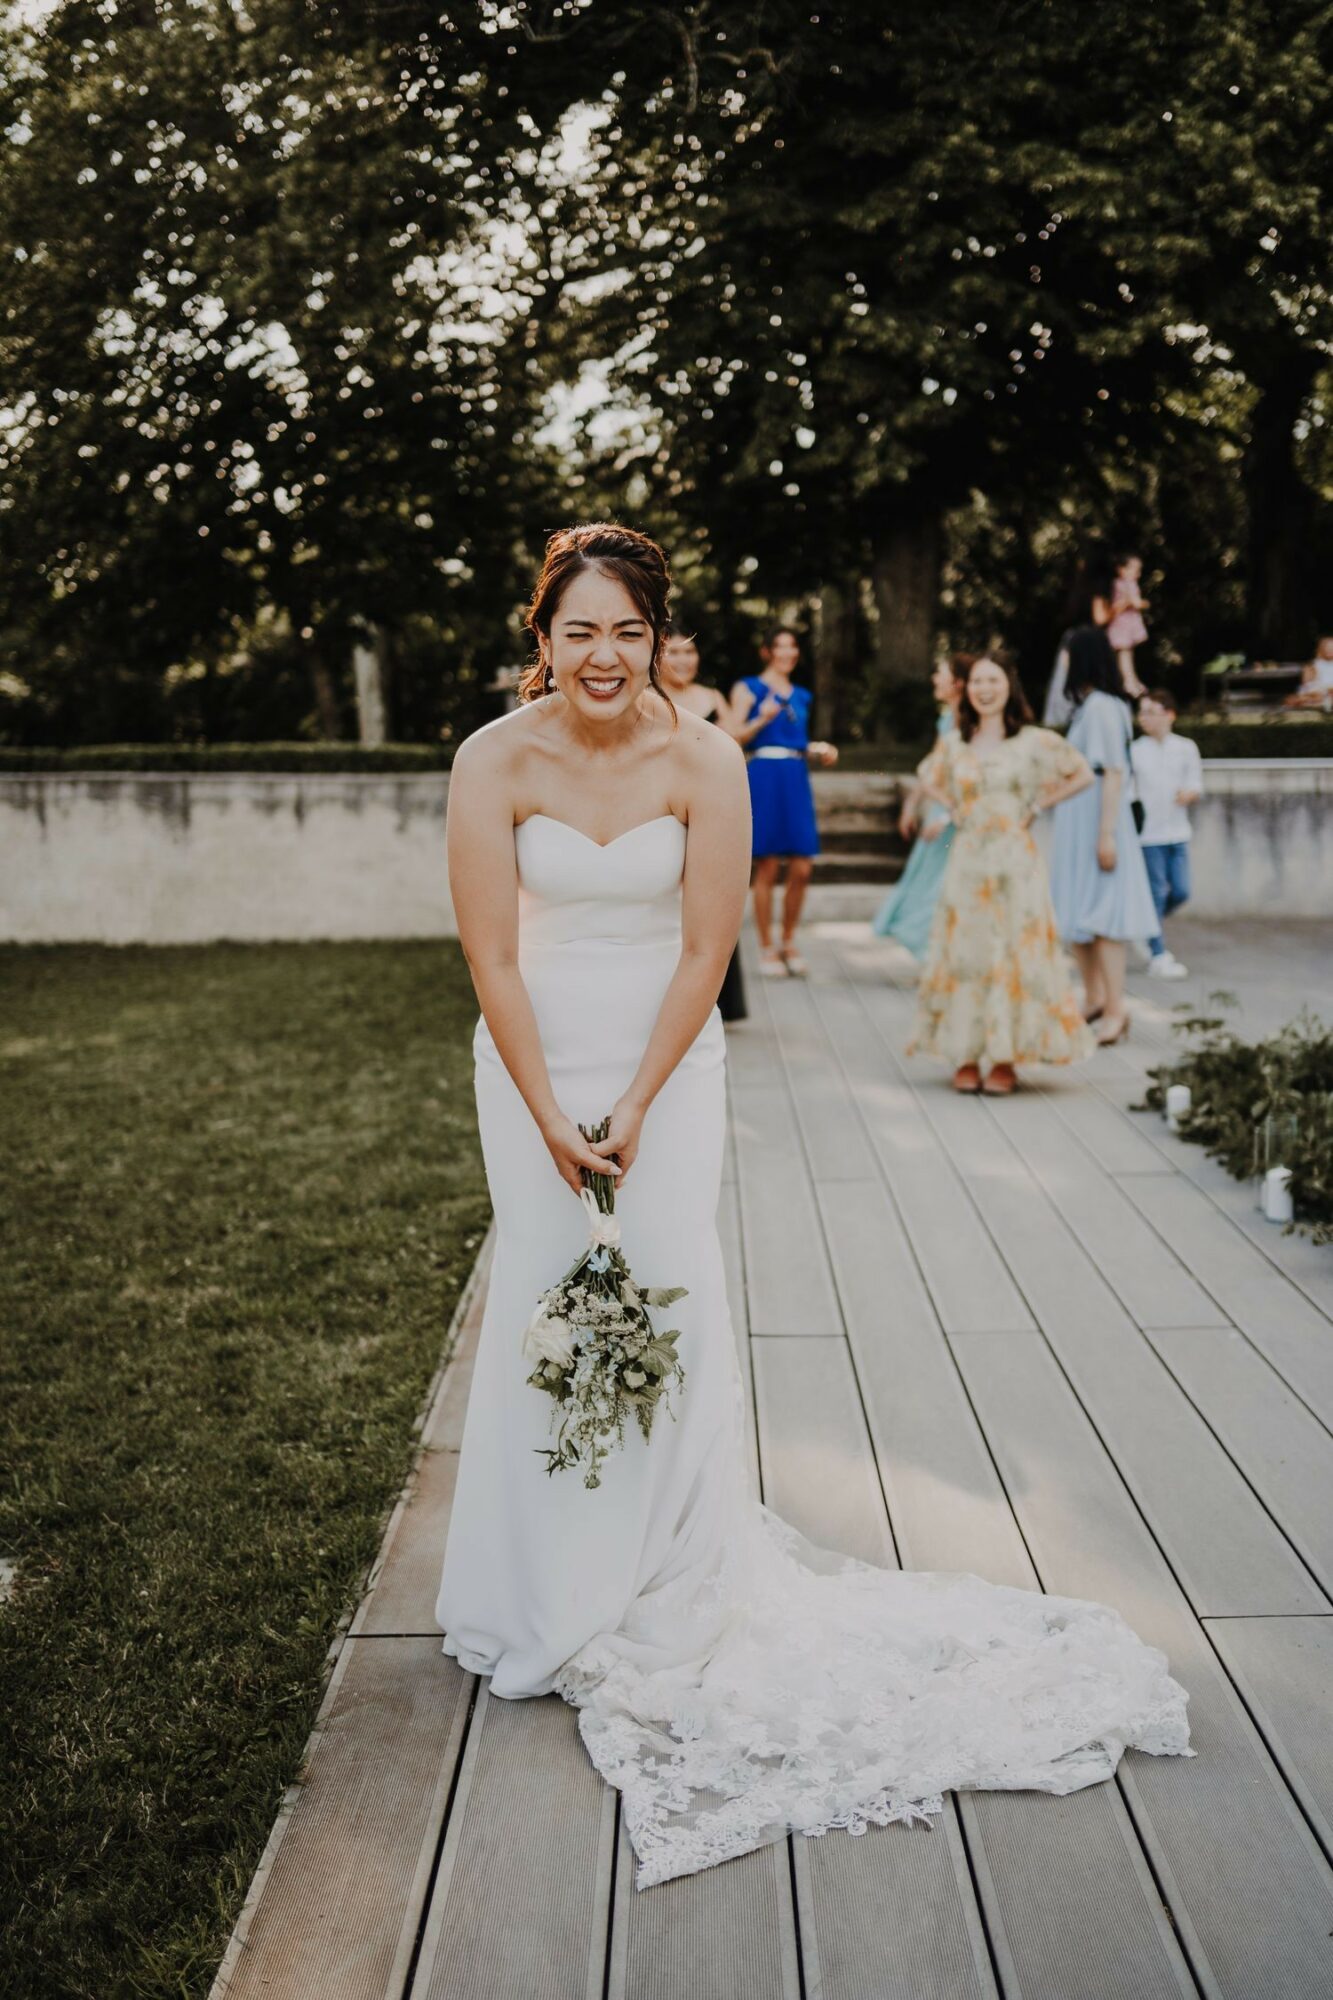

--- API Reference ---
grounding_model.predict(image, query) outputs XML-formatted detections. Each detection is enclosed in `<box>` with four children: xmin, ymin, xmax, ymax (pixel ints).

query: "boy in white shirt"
<box><xmin>1132</xmin><ymin>690</ymin><xmax>1204</xmax><ymax>978</ymax></box>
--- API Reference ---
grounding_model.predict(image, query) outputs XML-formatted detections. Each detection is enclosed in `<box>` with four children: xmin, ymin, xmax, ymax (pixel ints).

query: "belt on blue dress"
<box><xmin>751</xmin><ymin>747</ymin><xmax>804</xmax><ymax>760</ymax></box>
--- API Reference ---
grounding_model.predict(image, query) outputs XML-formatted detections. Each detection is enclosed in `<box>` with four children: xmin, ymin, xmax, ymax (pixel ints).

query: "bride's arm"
<box><xmin>591</xmin><ymin>729</ymin><xmax>750</xmax><ymax>1181</ymax></box>
<box><xmin>448</xmin><ymin>732</ymin><xmax>616</xmax><ymax>1191</ymax></box>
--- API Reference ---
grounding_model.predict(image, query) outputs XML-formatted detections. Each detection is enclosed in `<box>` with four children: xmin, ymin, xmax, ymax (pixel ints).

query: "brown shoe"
<box><xmin>952</xmin><ymin>1063</ymin><xmax>983</xmax><ymax>1093</ymax></box>
<box><xmin>982</xmin><ymin>1063</ymin><xmax>1018</xmax><ymax>1096</ymax></box>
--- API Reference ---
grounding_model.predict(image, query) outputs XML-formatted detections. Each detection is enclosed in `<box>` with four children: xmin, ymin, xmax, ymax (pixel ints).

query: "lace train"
<box><xmin>556</xmin><ymin>1366</ymin><xmax>1191</xmax><ymax>1890</ymax></box>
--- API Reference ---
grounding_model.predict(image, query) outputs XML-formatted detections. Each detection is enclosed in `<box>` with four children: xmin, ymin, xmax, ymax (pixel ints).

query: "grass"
<box><xmin>0</xmin><ymin>943</ymin><xmax>490</xmax><ymax>1999</ymax></box>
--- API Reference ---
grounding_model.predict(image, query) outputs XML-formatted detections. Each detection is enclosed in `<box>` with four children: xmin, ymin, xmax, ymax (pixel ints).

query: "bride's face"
<box><xmin>544</xmin><ymin>568</ymin><xmax>656</xmax><ymax>721</ymax></box>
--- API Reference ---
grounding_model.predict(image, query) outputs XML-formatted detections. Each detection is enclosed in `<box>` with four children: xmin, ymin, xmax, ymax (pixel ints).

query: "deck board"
<box><xmin>813</xmin><ymin>1160</ymin><xmax>1200</xmax><ymax>2000</ymax></box>
<box><xmin>953</xmin><ymin>1330</ymin><xmax>1333</xmax><ymax>1999</ymax></box>
<box><xmin>1118</xmin><ymin>1172</ymin><xmax>1333</xmax><ymax>1429</ymax></box>
<box><xmin>214</xmin><ymin>1640</ymin><xmax>472</xmax><ymax>2000</ymax></box>
<box><xmin>805</xmin><ymin>964</ymin><xmax>1035</xmax><ymax>1334</ymax></box>
<box><xmin>1205</xmin><ymin>1616</ymin><xmax>1333</xmax><ymax>1854</ymax></box>
<box><xmin>923</xmin><ymin>1089</ymin><xmax>1326</xmax><ymax>1617</ymax></box>
<box><xmin>214</xmin><ymin>918</ymin><xmax>1333</xmax><ymax>2000</ymax></box>
<box><xmin>412</xmin><ymin>1687</ymin><xmax>614</xmax><ymax>2000</ymax></box>
<box><xmin>728</xmin><ymin>1024</ymin><xmax>843</xmax><ymax>1335</ymax></box>
<box><xmin>994</xmin><ymin>1093</ymin><xmax>1226</xmax><ymax>1328</ymax></box>
<box><xmin>1147</xmin><ymin>1326</ymin><xmax>1333</xmax><ymax>1597</ymax></box>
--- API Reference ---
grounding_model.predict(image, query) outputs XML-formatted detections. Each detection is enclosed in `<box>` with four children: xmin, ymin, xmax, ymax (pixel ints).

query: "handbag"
<box><xmin>1124</xmin><ymin>708</ymin><xmax>1146</xmax><ymax>834</ymax></box>
<box><xmin>1092</xmin><ymin>705</ymin><xmax>1146</xmax><ymax>833</ymax></box>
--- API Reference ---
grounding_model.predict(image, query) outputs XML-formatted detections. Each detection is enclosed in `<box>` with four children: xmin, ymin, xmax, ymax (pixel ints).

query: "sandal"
<box><xmin>759</xmin><ymin>949</ymin><xmax>789</xmax><ymax>978</ymax></box>
<box><xmin>780</xmin><ymin>946</ymin><xmax>808</xmax><ymax>977</ymax></box>
<box><xmin>952</xmin><ymin>1064</ymin><xmax>983</xmax><ymax>1093</ymax></box>
<box><xmin>982</xmin><ymin>1063</ymin><xmax>1018</xmax><ymax>1096</ymax></box>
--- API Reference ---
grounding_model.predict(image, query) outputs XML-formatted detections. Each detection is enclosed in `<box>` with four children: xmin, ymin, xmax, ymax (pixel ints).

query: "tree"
<box><xmin>0</xmin><ymin>1</ymin><xmax>561</xmax><ymax>740</ymax></box>
<box><xmin>518</xmin><ymin>2</ymin><xmax>1202</xmax><ymax>717</ymax></box>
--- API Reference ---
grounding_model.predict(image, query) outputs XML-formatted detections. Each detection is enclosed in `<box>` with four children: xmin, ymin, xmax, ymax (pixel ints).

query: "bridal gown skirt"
<box><xmin>436</xmin><ymin>814</ymin><xmax>1191</xmax><ymax>1890</ymax></box>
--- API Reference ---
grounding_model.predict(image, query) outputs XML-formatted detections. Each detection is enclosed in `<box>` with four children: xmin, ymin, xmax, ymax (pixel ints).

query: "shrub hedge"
<box><xmin>1172</xmin><ymin>717</ymin><xmax>1333</xmax><ymax>759</ymax></box>
<box><xmin>0</xmin><ymin>742</ymin><xmax>453</xmax><ymax>773</ymax></box>
<box><xmin>2</xmin><ymin>718</ymin><xmax>1331</xmax><ymax>772</ymax></box>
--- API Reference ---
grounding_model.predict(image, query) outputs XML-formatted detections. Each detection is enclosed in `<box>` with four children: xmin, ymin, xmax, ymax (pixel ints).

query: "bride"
<box><xmin>435</xmin><ymin>522</ymin><xmax>1191</xmax><ymax>1890</ymax></box>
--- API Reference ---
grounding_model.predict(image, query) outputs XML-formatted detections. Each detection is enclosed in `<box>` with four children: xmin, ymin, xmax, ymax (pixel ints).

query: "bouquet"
<box><xmin>523</xmin><ymin>1118</ymin><xmax>688</xmax><ymax>1489</ymax></box>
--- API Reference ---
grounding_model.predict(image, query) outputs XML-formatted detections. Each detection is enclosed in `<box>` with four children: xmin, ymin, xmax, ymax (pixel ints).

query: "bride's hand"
<box><xmin>589</xmin><ymin>1095</ymin><xmax>646</xmax><ymax>1183</ymax></box>
<box><xmin>541</xmin><ymin>1111</ymin><xmax>621</xmax><ymax>1194</ymax></box>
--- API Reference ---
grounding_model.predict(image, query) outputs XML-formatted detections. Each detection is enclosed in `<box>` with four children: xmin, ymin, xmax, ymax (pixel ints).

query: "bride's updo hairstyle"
<box><xmin>519</xmin><ymin>522</ymin><xmax>675</xmax><ymax>709</ymax></box>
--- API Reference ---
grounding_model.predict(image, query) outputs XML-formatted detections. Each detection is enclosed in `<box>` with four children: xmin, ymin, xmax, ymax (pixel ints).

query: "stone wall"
<box><xmin>2</xmin><ymin>760</ymin><xmax>1328</xmax><ymax>943</ymax></box>
<box><xmin>1175</xmin><ymin>760</ymin><xmax>1332</xmax><ymax>920</ymax></box>
<box><xmin>1</xmin><ymin>772</ymin><xmax>451</xmax><ymax>943</ymax></box>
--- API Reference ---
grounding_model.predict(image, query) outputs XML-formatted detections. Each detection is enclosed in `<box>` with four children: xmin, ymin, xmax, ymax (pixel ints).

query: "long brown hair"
<box><xmin>518</xmin><ymin>522</ymin><xmax>674</xmax><ymax>707</ymax></box>
<box><xmin>958</xmin><ymin>650</ymin><xmax>1033</xmax><ymax>741</ymax></box>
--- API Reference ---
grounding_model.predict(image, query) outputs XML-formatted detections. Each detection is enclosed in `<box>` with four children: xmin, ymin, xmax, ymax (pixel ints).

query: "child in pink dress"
<box><xmin>1108</xmin><ymin>554</ymin><xmax>1150</xmax><ymax>696</ymax></box>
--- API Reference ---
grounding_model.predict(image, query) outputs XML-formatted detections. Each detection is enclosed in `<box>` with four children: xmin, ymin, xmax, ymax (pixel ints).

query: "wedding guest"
<box><xmin>872</xmin><ymin>654</ymin><xmax>969</xmax><ymax>960</ymax></box>
<box><xmin>1132</xmin><ymin>689</ymin><xmax>1203</xmax><ymax>980</ymax></box>
<box><xmin>1048</xmin><ymin>627</ymin><xmax>1159</xmax><ymax>1044</ymax></box>
<box><xmin>1108</xmin><ymin>552</ymin><xmax>1150</xmax><ymax>697</ymax></box>
<box><xmin>909</xmin><ymin>653</ymin><xmax>1095</xmax><ymax>1095</ymax></box>
<box><xmin>1284</xmin><ymin>633</ymin><xmax>1333</xmax><ymax>710</ymax></box>
<box><xmin>1043</xmin><ymin>558</ymin><xmax>1113</xmax><ymax>726</ymax></box>
<box><xmin>660</xmin><ymin>625</ymin><xmax>747</xmax><ymax>1022</ymax></box>
<box><xmin>729</xmin><ymin>626</ymin><xmax>837</xmax><ymax>978</ymax></box>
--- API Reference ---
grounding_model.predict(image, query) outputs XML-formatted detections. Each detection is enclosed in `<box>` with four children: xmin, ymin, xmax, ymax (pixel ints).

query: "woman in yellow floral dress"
<box><xmin>909</xmin><ymin>654</ymin><xmax>1096</xmax><ymax>1094</ymax></box>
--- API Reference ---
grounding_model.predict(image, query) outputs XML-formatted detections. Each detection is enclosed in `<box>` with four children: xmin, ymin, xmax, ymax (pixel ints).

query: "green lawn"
<box><xmin>0</xmin><ymin>943</ymin><xmax>490</xmax><ymax>2000</ymax></box>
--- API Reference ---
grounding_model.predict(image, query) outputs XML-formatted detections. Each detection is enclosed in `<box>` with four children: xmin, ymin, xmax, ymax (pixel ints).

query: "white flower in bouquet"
<box><xmin>522</xmin><ymin>1306</ymin><xmax>577</xmax><ymax>1371</ymax></box>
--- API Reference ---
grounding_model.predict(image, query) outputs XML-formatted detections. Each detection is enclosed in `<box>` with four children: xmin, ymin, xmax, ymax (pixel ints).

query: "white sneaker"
<box><xmin>1147</xmin><ymin>951</ymin><xmax>1189</xmax><ymax>979</ymax></box>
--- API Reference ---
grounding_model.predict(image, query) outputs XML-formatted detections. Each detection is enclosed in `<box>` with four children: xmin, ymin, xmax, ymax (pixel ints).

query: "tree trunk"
<box><xmin>868</xmin><ymin>495</ymin><xmax>942</xmax><ymax>735</ymax></box>
<box><xmin>812</xmin><ymin>581</ymin><xmax>856</xmax><ymax>739</ymax></box>
<box><xmin>352</xmin><ymin>624</ymin><xmax>393</xmax><ymax>744</ymax></box>
<box><xmin>307</xmin><ymin>632</ymin><xmax>343</xmax><ymax>740</ymax></box>
<box><xmin>1246</xmin><ymin>365</ymin><xmax>1318</xmax><ymax>660</ymax></box>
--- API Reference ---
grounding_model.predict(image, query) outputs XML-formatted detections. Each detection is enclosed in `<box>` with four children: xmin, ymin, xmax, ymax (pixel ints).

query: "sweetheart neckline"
<box><xmin>518</xmin><ymin>812</ymin><xmax>685</xmax><ymax>851</ymax></box>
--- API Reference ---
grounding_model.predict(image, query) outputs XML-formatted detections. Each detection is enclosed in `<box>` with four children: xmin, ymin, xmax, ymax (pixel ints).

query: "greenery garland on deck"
<box><xmin>1144</xmin><ymin>1009</ymin><xmax>1333</xmax><ymax>1243</ymax></box>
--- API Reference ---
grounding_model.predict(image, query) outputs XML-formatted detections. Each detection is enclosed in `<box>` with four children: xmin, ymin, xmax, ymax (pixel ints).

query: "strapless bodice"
<box><xmin>515</xmin><ymin>813</ymin><xmax>687</xmax><ymax>955</ymax></box>
<box><xmin>473</xmin><ymin>813</ymin><xmax>720</xmax><ymax>1094</ymax></box>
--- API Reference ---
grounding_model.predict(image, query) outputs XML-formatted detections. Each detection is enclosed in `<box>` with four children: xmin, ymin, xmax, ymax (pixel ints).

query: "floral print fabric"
<box><xmin>909</xmin><ymin>727</ymin><xmax>1095</xmax><ymax>1069</ymax></box>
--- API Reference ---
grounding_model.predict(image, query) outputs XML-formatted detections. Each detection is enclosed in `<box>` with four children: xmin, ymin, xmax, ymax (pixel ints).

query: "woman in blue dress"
<box><xmin>729</xmin><ymin>627</ymin><xmax>837</xmax><ymax>976</ymax></box>
<box><xmin>873</xmin><ymin>655</ymin><xmax>967</xmax><ymax>959</ymax></box>
<box><xmin>1048</xmin><ymin>627</ymin><xmax>1158</xmax><ymax>1045</ymax></box>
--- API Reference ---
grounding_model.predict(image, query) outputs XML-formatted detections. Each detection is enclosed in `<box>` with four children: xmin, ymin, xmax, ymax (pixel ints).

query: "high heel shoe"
<box><xmin>1095</xmin><ymin>1013</ymin><xmax>1131</xmax><ymax>1046</ymax></box>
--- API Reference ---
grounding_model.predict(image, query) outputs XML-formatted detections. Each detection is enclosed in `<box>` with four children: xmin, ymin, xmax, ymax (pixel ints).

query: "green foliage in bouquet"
<box><xmin>1144</xmin><ymin>1005</ymin><xmax>1333</xmax><ymax>1242</ymax></box>
<box><xmin>523</xmin><ymin>1119</ymin><xmax>688</xmax><ymax>1488</ymax></box>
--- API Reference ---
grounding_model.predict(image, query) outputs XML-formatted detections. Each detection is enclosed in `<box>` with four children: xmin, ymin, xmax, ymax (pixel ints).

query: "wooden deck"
<box><xmin>212</xmin><ymin>921</ymin><xmax>1333</xmax><ymax>2000</ymax></box>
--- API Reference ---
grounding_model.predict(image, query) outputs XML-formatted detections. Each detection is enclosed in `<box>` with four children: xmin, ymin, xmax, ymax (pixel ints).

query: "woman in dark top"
<box><xmin>659</xmin><ymin>627</ymin><xmax>748</xmax><ymax>1022</ymax></box>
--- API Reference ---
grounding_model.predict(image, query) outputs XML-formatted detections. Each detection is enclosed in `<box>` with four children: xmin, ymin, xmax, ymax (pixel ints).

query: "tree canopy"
<box><xmin>1</xmin><ymin>0</ymin><xmax>1329</xmax><ymax>743</ymax></box>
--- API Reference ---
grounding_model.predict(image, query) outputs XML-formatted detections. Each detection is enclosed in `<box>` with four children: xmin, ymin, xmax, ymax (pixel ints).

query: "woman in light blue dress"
<box><xmin>873</xmin><ymin>655</ymin><xmax>967</xmax><ymax>958</ymax></box>
<box><xmin>1048</xmin><ymin>628</ymin><xmax>1158</xmax><ymax>1045</ymax></box>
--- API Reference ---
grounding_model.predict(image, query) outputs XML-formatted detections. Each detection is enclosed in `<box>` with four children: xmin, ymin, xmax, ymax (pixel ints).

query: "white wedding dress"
<box><xmin>435</xmin><ymin>813</ymin><xmax>1191</xmax><ymax>1889</ymax></box>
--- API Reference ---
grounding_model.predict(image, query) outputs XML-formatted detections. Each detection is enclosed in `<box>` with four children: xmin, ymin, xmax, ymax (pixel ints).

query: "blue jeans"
<box><xmin>1142</xmin><ymin>841</ymin><xmax>1191</xmax><ymax>955</ymax></box>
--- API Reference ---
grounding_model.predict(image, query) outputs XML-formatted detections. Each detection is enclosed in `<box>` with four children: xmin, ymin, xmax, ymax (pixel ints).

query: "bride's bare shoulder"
<box><xmin>669</xmin><ymin>704</ymin><xmax>745</xmax><ymax>780</ymax></box>
<box><xmin>451</xmin><ymin>702</ymin><xmax>550</xmax><ymax>782</ymax></box>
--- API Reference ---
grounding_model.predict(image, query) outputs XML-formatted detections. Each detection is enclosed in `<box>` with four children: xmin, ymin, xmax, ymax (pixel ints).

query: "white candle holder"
<box><xmin>1262</xmin><ymin>1166</ymin><xmax>1294</xmax><ymax>1226</ymax></box>
<box><xmin>1164</xmin><ymin>1084</ymin><xmax>1191</xmax><ymax>1131</ymax></box>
